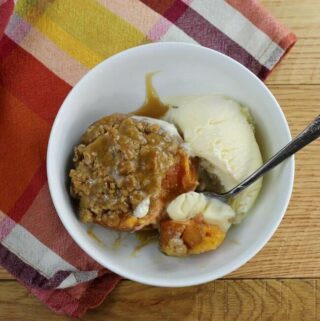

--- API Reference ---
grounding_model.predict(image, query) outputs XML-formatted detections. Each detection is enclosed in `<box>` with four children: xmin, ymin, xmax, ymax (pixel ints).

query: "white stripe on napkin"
<box><xmin>189</xmin><ymin>0</ymin><xmax>284</xmax><ymax>69</ymax></box>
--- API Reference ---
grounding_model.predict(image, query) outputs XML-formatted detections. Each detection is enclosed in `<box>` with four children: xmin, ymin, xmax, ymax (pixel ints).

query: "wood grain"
<box><xmin>0</xmin><ymin>1</ymin><xmax>320</xmax><ymax>320</ymax></box>
<box><xmin>263</xmin><ymin>0</ymin><xmax>320</xmax><ymax>85</ymax></box>
<box><xmin>0</xmin><ymin>279</ymin><xmax>319</xmax><ymax>321</ymax></box>
<box><xmin>0</xmin><ymin>268</ymin><xmax>12</xmax><ymax>279</ymax></box>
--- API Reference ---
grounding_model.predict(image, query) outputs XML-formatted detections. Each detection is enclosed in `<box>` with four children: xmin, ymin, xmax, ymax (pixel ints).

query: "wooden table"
<box><xmin>1</xmin><ymin>1</ymin><xmax>320</xmax><ymax>320</ymax></box>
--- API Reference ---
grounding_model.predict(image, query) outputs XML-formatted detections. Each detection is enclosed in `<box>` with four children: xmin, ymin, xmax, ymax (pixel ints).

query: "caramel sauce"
<box><xmin>132</xmin><ymin>229</ymin><xmax>159</xmax><ymax>256</ymax></box>
<box><xmin>87</xmin><ymin>227</ymin><xmax>160</xmax><ymax>254</ymax></box>
<box><xmin>112</xmin><ymin>232</ymin><xmax>126</xmax><ymax>250</ymax></box>
<box><xmin>87</xmin><ymin>227</ymin><xmax>106</xmax><ymax>247</ymax></box>
<box><xmin>133</xmin><ymin>72</ymin><xmax>169</xmax><ymax>119</ymax></box>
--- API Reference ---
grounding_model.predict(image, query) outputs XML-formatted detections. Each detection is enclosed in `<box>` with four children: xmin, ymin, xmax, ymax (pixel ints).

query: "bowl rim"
<box><xmin>47</xmin><ymin>42</ymin><xmax>295</xmax><ymax>287</ymax></box>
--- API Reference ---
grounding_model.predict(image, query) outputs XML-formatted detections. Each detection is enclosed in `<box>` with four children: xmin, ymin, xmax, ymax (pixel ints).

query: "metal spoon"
<box><xmin>204</xmin><ymin>115</ymin><xmax>320</xmax><ymax>203</ymax></box>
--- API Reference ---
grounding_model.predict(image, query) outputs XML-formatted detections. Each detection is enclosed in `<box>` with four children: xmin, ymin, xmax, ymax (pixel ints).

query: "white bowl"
<box><xmin>47</xmin><ymin>42</ymin><xmax>294</xmax><ymax>287</ymax></box>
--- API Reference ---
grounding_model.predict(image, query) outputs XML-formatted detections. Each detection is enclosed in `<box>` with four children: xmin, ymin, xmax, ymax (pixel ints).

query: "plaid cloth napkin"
<box><xmin>0</xmin><ymin>0</ymin><xmax>296</xmax><ymax>317</ymax></box>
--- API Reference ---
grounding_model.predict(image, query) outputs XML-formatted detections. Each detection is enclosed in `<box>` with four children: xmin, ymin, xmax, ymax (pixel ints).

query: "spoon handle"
<box><xmin>227</xmin><ymin>115</ymin><xmax>320</xmax><ymax>198</ymax></box>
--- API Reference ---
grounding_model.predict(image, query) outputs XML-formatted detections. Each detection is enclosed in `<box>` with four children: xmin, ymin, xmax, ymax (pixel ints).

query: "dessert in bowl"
<box><xmin>69</xmin><ymin>77</ymin><xmax>263</xmax><ymax>257</ymax></box>
<box><xmin>70</xmin><ymin>113</ymin><xmax>197</xmax><ymax>232</ymax></box>
<box><xmin>47</xmin><ymin>43</ymin><xmax>294</xmax><ymax>286</ymax></box>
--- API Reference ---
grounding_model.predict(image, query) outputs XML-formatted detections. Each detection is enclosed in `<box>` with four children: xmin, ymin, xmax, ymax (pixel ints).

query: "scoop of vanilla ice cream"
<box><xmin>164</xmin><ymin>95</ymin><xmax>263</xmax><ymax>223</ymax></box>
<box><xmin>202</xmin><ymin>198</ymin><xmax>236</xmax><ymax>232</ymax></box>
<box><xmin>166</xmin><ymin>192</ymin><xmax>207</xmax><ymax>221</ymax></box>
<box><xmin>167</xmin><ymin>191</ymin><xmax>235</xmax><ymax>232</ymax></box>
